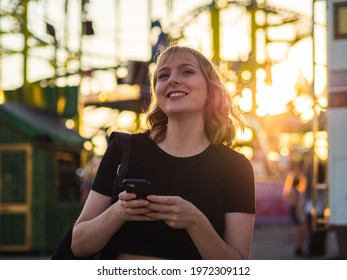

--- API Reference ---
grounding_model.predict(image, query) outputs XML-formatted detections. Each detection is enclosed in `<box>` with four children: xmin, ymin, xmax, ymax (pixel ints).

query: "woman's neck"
<box><xmin>158</xmin><ymin>118</ymin><xmax>210</xmax><ymax>157</ymax></box>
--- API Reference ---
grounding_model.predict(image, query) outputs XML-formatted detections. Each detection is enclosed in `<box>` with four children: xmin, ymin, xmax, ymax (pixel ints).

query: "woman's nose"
<box><xmin>168</xmin><ymin>75</ymin><xmax>180</xmax><ymax>87</ymax></box>
<box><xmin>168</xmin><ymin>79</ymin><xmax>179</xmax><ymax>87</ymax></box>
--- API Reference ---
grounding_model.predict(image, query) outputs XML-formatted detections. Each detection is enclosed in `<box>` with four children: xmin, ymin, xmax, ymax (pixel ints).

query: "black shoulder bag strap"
<box><xmin>111</xmin><ymin>132</ymin><xmax>132</xmax><ymax>203</ymax></box>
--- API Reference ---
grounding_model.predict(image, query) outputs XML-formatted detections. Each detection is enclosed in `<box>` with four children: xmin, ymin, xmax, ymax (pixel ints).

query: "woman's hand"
<box><xmin>144</xmin><ymin>195</ymin><xmax>202</xmax><ymax>229</ymax></box>
<box><xmin>114</xmin><ymin>191</ymin><xmax>157</xmax><ymax>222</ymax></box>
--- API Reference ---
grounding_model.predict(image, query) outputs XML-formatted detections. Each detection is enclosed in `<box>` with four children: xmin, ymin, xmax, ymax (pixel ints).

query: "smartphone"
<box><xmin>123</xmin><ymin>179</ymin><xmax>154</xmax><ymax>199</ymax></box>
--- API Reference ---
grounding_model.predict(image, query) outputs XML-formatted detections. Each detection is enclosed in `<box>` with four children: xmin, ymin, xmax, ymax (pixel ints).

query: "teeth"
<box><xmin>169</xmin><ymin>92</ymin><xmax>186</xmax><ymax>98</ymax></box>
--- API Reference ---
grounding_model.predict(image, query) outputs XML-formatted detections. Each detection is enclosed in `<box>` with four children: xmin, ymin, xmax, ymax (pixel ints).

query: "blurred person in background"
<box><xmin>283</xmin><ymin>159</ymin><xmax>307</xmax><ymax>257</ymax></box>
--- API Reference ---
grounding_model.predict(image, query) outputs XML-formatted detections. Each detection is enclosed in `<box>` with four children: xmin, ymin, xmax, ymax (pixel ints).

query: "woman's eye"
<box><xmin>157</xmin><ymin>73</ymin><xmax>169</xmax><ymax>80</ymax></box>
<box><xmin>182</xmin><ymin>69</ymin><xmax>194</xmax><ymax>76</ymax></box>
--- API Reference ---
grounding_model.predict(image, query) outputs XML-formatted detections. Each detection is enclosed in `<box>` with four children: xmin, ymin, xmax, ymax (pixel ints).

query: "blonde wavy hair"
<box><xmin>146</xmin><ymin>45</ymin><xmax>244</xmax><ymax>148</ymax></box>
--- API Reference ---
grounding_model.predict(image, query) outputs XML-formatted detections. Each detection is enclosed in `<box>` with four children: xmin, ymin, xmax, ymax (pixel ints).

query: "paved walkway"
<box><xmin>250</xmin><ymin>224</ymin><xmax>340</xmax><ymax>260</ymax></box>
<box><xmin>251</xmin><ymin>180</ymin><xmax>341</xmax><ymax>260</ymax></box>
<box><xmin>0</xmin><ymin>223</ymin><xmax>340</xmax><ymax>260</ymax></box>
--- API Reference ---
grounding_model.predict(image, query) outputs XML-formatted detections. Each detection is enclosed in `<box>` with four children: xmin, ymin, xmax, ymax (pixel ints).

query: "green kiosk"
<box><xmin>0</xmin><ymin>102</ymin><xmax>86</xmax><ymax>254</ymax></box>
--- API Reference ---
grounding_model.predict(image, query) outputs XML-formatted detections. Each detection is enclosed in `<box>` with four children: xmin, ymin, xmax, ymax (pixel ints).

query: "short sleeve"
<box><xmin>91</xmin><ymin>132</ymin><xmax>121</xmax><ymax>196</ymax></box>
<box><xmin>224</xmin><ymin>155</ymin><xmax>256</xmax><ymax>214</ymax></box>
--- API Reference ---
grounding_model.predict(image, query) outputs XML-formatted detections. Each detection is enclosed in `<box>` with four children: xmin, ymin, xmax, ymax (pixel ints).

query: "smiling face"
<box><xmin>147</xmin><ymin>46</ymin><xmax>241</xmax><ymax>146</ymax></box>
<box><xmin>154</xmin><ymin>53</ymin><xmax>209</xmax><ymax>119</ymax></box>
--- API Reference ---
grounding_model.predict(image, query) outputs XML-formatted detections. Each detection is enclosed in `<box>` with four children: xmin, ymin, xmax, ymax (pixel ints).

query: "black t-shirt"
<box><xmin>92</xmin><ymin>132</ymin><xmax>255</xmax><ymax>259</ymax></box>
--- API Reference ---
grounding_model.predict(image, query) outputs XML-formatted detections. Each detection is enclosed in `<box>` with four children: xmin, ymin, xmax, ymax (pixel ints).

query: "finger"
<box><xmin>119</xmin><ymin>191</ymin><xmax>136</xmax><ymax>201</ymax></box>
<box><xmin>146</xmin><ymin>202</ymin><xmax>174</xmax><ymax>213</ymax></box>
<box><xmin>146</xmin><ymin>195</ymin><xmax>178</xmax><ymax>205</ymax></box>
<box><xmin>125</xmin><ymin>205</ymin><xmax>163</xmax><ymax>221</ymax></box>
<box><xmin>121</xmin><ymin>205</ymin><xmax>157</xmax><ymax>221</ymax></box>
<box><xmin>123</xmin><ymin>199</ymin><xmax>150</xmax><ymax>209</ymax></box>
<box><xmin>144</xmin><ymin>211</ymin><xmax>171</xmax><ymax>220</ymax></box>
<box><xmin>125</xmin><ymin>206</ymin><xmax>153</xmax><ymax>216</ymax></box>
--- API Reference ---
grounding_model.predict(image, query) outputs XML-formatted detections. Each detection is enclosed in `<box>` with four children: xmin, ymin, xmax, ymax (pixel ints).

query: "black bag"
<box><xmin>51</xmin><ymin>132</ymin><xmax>132</xmax><ymax>260</ymax></box>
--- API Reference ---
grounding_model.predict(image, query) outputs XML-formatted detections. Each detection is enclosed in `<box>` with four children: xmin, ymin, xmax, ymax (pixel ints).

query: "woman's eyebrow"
<box><xmin>158</xmin><ymin>63</ymin><xmax>197</xmax><ymax>73</ymax></box>
<box><xmin>178</xmin><ymin>63</ymin><xmax>196</xmax><ymax>68</ymax></box>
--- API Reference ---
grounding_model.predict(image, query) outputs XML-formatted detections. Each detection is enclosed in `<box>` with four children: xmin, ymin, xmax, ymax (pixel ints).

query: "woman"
<box><xmin>283</xmin><ymin>159</ymin><xmax>307</xmax><ymax>256</ymax></box>
<box><xmin>71</xmin><ymin>45</ymin><xmax>256</xmax><ymax>259</ymax></box>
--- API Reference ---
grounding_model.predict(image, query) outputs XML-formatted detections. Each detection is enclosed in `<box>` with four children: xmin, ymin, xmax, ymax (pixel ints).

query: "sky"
<box><xmin>0</xmin><ymin>0</ymin><xmax>318</xmax><ymax>91</ymax></box>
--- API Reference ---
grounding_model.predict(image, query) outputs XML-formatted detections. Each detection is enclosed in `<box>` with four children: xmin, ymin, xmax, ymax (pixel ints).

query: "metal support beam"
<box><xmin>210</xmin><ymin>1</ymin><xmax>220</xmax><ymax>61</ymax></box>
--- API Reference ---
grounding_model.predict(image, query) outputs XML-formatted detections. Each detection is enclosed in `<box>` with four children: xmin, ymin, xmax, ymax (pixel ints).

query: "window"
<box><xmin>334</xmin><ymin>2</ymin><xmax>347</xmax><ymax>39</ymax></box>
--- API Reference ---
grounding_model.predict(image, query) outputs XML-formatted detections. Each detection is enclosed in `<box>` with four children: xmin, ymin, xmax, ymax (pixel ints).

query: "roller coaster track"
<box><xmin>166</xmin><ymin>0</ymin><xmax>312</xmax><ymax>46</ymax></box>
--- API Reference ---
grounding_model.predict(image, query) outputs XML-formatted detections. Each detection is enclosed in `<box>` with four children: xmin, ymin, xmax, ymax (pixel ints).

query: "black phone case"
<box><xmin>123</xmin><ymin>179</ymin><xmax>154</xmax><ymax>199</ymax></box>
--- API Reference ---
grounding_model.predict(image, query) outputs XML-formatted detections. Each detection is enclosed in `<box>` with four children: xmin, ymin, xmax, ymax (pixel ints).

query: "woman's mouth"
<box><xmin>167</xmin><ymin>92</ymin><xmax>187</xmax><ymax>98</ymax></box>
